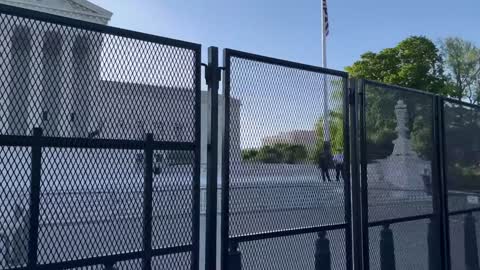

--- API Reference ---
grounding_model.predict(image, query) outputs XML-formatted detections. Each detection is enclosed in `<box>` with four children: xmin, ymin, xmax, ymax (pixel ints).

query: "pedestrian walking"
<box><xmin>333</xmin><ymin>153</ymin><xmax>345</xmax><ymax>181</ymax></box>
<box><xmin>318</xmin><ymin>152</ymin><xmax>332</xmax><ymax>182</ymax></box>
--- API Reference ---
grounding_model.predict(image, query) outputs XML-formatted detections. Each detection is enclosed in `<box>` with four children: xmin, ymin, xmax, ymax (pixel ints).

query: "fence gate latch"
<box><xmin>348</xmin><ymin>87</ymin><xmax>355</xmax><ymax>105</ymax></box>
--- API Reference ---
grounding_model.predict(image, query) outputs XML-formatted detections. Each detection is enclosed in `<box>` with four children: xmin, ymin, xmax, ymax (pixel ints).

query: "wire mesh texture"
<box><xmin>443</xmin><ymin>100</ymin><xmax>480</xmax><ymax>212</ymax></box>
<box><xmin>443</xmin><ymin>100</ymin><xmax>480</xmax><ymax>270</ymax></box>
<box><xmin>368</xmin><ymin>219</ymin><xmax>436</xmax><ymax>270</ymax></box>
<box><xmin>239</xmin><ymin>229</ymin><xmax>346</xmax><ymax>270</ymax></box>
<box><xmin>362</xmin><ymin>81</ymin><xmax>441</xmax><ymax>270</ymax></box>
<box><xmin>223</xmin><ymin>49</ymin><xmax>349</xmax><ymax>270</ymax></box>
<box><xmin>0</xmin><ymin>5</ymin><xmax>200</xmax><ymax>270</ymax></box>
<box><xmin>448</xmin><ymin>212</ymin><xmax>480</xmax><ymax>270</ymax></box>
<box><xmin>363</xmin><ymin>82</ymin><xmax>435</xmax><ymax>220</ymax></box>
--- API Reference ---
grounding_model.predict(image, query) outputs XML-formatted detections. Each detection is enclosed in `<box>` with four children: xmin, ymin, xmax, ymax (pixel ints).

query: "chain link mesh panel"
<box><xmin>448</xmin><ymin>212</ymin><xmax>480</xmax><ymax>270</ymax></box>
<box><xmin>0</xmin><ymin>13</ymin><xmax>198</xmax><ymax>141</ymax></box>
<box><xmin>368</xmin><ymin>219</ymin><xmax>433</xmax><ymax>270</ymax></box>
<box><xmin>238</xmin><ymin>230</ymin><xmax>346</xmax><ymax>270</ymax></box>
<box><xmin>444</xmin><ymin>100</ymin><xmax>480</xmax><ymax>212</ymax></box>
<box><xmin>362</xmin><ymin>81</ymin><xmax>441</xmax><ymax>270</ymax></box>
<box><xmin>0</xmin><ymin>5</ymin><xmax>200</xmax><ymax>270</ymax></box>
<box><xmin>0</xmin><ymin>147</ymin><xmax>31</xmax><ymax>269</ymax></box>
<box><xmin>444</xmin><ymin>100</ymin><xmax>480</xmax><ymax>270</ymax></box>
<box><xmin>224</xmin><ymin>50</ymin><xmax>349</xmax><ymax>270</ymax></box>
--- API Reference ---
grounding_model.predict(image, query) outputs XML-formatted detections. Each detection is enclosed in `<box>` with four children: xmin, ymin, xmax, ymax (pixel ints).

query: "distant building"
<box><xmin>0</xmin><ymin>0</ymin><xmax>111</xmax><ymax>137</ymax></box>
<box><xmin>0</xmin><ymin>0</ymin><xmax>242</xmax><ymax>165</ymax></box>
<box><xmin>262</xmin><ymin>130</ymin><xmax>316</xmax><ymax>148</ymax></box>
<box><xmin>0</xmin><ymin>0</ymin><xmax>112</xmax><ymax>24</ymax></box>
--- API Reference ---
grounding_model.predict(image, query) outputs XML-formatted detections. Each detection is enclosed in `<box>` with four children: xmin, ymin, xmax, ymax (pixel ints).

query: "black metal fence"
<box><xmin>1</xmin><ymin>3</ymin><xmax>480</xmax><ymax>270</ymax></box>
<box><xmin>0</xmin><ymin>4</ymin><xmax>201</xmax><ymax>270</ymax></box>
<box><xmin>221</xmin><ymin>49</ymin><xmax>350</xmax><ymax>270</ymax></box>
<box><xmin>442</xmin><ymin>98</ymin><xmax>480</xmax><ymax>270</ymax></box>
<box><xmin>357</xmin><ymin>81</ymin><xmax>444</xmax><ymax>270</ymax></box>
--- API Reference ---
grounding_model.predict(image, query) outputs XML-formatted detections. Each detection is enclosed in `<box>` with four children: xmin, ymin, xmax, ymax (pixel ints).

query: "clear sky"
<box><xmin>90</xmin><ymin>0</ymin><xmax>480</xmax><ymax>71</ymax></box>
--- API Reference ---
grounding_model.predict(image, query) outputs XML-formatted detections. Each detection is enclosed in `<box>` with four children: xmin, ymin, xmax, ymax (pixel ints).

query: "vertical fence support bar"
<box><xmin>143</xmin><ymin>133</ymin><xmax>154</xmax><ymax>270</ymax></box>
<box><xmin>27</xmin><ymin>127</ymin><xmax>42</xmax><ymax>269</ymax></box>
<box><xmin>349</xmin><ymin>78</ymin><xmax>363</xmax><ymax>270</ymax></box>
<box><xmin>359</xmin><ymin>79</ymin><xmax>370</xmax><ymax>270</ymax></box>
<box><xmin>431</xmin><ymin>95</ymin><xmax>448</xmax><ymax>270</ymax></box>
<box><xmin>380</xmin><ymin>225</ymin><xmax>395</xmax><ymax>270</ymax></box>
<box><xmin>192</xmin><ymin>44</ymin><xmax>203</xmax><ymax>270</ymax></box>
<box><xmin>315</xmin><ymin>231</ymin><xmax>332</xmax><ymax>270</ymax></box>
<box><xmin>437</xmin><ymin>96</ymin><xmax>451</xmax><ymax>270</ymax></box>
<box><xmin>464</xmin><ymin>213</ymin><xmax>479</xmax><ymax>270</ymax></box>
<box><xmin>205</xmin><ymin>46</ymin><xmax>220</xmax><ymax>270</ymax></box>
<box><xmin>228</xmin><ymin>242</ymin><xmax>242</xmax><ymax>270</ymax></box>
<box><xmin>343</xmin><ymin>76</ymin><xmax>353</xmax><ymax>270</ymax></box>
<box><xmin>429</xmin><ymin>96</ymin><xmax>439</xmax><ymax>270</ymax></box>
<box><xmin>428</xmin><ymin>218</ymin><xmax>441</xmax><ymax>270</ymax></box>
<box><xmin>220</xmin><ymin>49</ymin><xmax>232</xmax><ymax>270</ymax></box>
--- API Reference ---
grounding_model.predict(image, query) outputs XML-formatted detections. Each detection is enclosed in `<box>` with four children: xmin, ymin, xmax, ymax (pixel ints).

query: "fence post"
<box><xmin>433</xmin><ymin>95</ymin><xmax>450</xmax><ymax>270</ymax></box>
<box><xmin>464</xmin><ymin>213</ymin><xmax>479</xmax><ymax>270</ymax></box>
<box><xmin>228</xmin><ymin>241</ymin><xmax>242</xmax><ymax>270</ymax></box>
<box><xmin>380</xmin><ymin>225</ymin><xmax>395</xmax><ymax>270</ymax></box>
<box><xmin>428</xmin><ymin>218</ymin><xmax>441</xmax><ymax>270</ymax></box>
<box><xmin>143</xmin><ymin>133</ymin><xmax>154</xmax><ymax>270</ymax></box>
<box><xmin>27</xmin><ymin>127</ymin><xmax>42</xmax><ymax>269</ymax></box>
<box><xmin>315</xmin><ymin>231</ymin><xmax>331</xmax><ymax>270</ymax></box>
<box><xmin>205</xmin><ymin>46</ymin><xmax>220</xmax><ymax>270</ymax></box>
<box><xmin>104</xmin><ymin>262</ymin><xmax>117</xmax><ymax>270</ymax></box>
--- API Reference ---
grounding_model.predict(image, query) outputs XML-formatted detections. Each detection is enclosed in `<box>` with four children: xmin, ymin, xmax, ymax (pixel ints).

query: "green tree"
<box><xmin>346</xmin><ymin>36</ymin><xmax>448</xmax><ymax>94</ymax></box>
<box><xmin>245</xmin><ymin>144</ymin><xmax>308</xmax><ymax>164</ymax></box>
<box><xmin>311</xmin><ymin>110</ymin><xmax>344</xmax><ymax>162</ymax></box>
<box><xmin>346</xmin><ymin>36</ymin><xmax>443</xmax><ymax>160</ymax></box>
<box><xmin>241</xmin><ymin>149</ymin><xmax>258</xmax><ymax>161</ymax></box>
<box><xmin>281</xmin><ymin>144</ymin><xmax>308</xmax><ymax>164</ymax></box>
<box><xmin>256</xmin><ymin>145</ymin><xmax>283</xmax><ymax>163</ymax></box>
<box><xmin>440</xmin><ymin>37</ymin><xmax>480</xmax><ymax>103</ymax></box>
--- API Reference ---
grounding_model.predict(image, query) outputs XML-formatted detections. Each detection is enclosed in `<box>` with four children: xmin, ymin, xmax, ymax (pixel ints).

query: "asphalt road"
<box><xmin>1</xmin><ymin>162</ymin><xmax>479</xmax><ymax>270</ymax></box>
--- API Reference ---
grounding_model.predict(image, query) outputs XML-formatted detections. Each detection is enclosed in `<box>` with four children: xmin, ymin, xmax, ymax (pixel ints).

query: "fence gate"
<box><xmin>356</xmin><ymin>80</ymin><xmax>446</xmax><ymax>270</ymax></box>
<box><xmin>221</xmin><ymin>49</ymin><xmax>352</xmax><ymax>270</ymax></box>
<box><xmin>441</xmin><ymin>98</ymin><xmax>480</xmax><ymax>270</ymax></box>
<box><xmin>0</xmin><ymin>4</ymin><xmax>201</xmax><ymax>270</ymax></box>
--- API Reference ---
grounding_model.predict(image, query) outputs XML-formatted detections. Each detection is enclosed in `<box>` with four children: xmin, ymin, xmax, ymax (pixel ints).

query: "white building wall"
<box><xmin>0</xmin><ymin>20</ymin><xmax>103</xmax><ymax>137</ymax></box>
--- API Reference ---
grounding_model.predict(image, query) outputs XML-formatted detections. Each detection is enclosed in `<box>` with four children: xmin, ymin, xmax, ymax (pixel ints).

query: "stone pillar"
<box><xmin>71</xmin><ymin>35</ymin><xmax>93</xmax><ymax>137</ymax></box>
<box><xmin>7</xmin><ymin>26</ymin><xmax>32</xmax><ymax>135</ymax></box>
<box><xmin>40</xmin><ymin>31</ymin><xmax>63</xmax><ymax>136</ymax></box>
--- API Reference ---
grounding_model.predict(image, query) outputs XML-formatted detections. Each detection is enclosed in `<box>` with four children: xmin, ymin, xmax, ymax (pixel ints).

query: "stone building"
<box><xmin>0</xmin><ymin>0</ymin><xmax>242</xmax><ymax>168</ymax></box>
<box><xmin>0</xmin><ymin>0</ymin><xmax>112</xmax><ymax>137</ymax></box>
<box><xmin>262</xmin><ymin>130</ymin><xmax>316</xmax><ymax>148</ymax></box>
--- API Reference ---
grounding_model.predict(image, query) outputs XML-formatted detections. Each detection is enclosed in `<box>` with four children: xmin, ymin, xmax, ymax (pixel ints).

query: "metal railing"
<box><xmin>0</xmin><ymin>3</ymin><xmax>201</xmax><ymax>270</ymax></box>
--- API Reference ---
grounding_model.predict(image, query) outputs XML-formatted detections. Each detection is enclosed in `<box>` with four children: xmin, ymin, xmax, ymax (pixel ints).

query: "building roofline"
<box><xmin>0</xmin><ymin>0</ymin><xmax>112</xmax><ymax>24</ymax></box>
<box><xmin>69</xmin><ymin>0</ymin><xmax>112</xmax><ymax>19</ymax></box>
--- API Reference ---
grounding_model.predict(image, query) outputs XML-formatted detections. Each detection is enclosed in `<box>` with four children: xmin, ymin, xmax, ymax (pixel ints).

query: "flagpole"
<box><xmin>322</xmin><ymin>0</ymin><xmax>331</xmax><ymax>143</ymax></box>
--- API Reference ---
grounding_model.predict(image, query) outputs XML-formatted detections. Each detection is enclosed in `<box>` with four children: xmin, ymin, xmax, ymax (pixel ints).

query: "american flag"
<box><xmin>323</xmin><ymin>0</ymin><xmax>329</xmax><ymax>36</ymax></box>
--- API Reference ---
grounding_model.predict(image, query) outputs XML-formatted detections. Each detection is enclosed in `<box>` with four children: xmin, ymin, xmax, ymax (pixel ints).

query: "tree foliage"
<box><xmin>241</xmin><ymin>144</ymin><xmax>308</xmax><ymax>164</ymax></box>
<box><xmin>444</xmin><ymin>104</ymin><xmax>480</xmax><ymax>190</ymax></box>
<box><xmin>346</xmin><ymin>36</ymin><xmax>442</xmax><ymax>160</ymax></box>
<box><xmin>311</xmin><ymin>110</ymin><xmax>344</xmax><ymax>162</ymax></box>
<box><xmin>345</xmin><ymin>35</ymin><xmax>480</xmax><ymax>187</ymax></box>
<box><xmin>346</xmin><ymin>36</ymin><xmax>449</xmax><ymax>95</ymax></box>
<box><xmin>440</xmin><ymin>37</ymin><xmax>480</xmax><ymax>104</ymax></box>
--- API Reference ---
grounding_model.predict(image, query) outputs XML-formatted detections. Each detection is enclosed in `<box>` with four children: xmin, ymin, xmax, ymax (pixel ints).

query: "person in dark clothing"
<box><xmin>333</xmin><ymin>153</ymin><xmax>345</xmax><ymax>181</ymax></box>
<box><xmin>318</xmin><ymin>152</ymin><xmax>332</xmax><ymax>182</ymax></box>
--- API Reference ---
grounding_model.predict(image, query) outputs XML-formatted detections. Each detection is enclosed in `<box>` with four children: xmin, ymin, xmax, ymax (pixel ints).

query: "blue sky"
<box><xmin>90</xmin><ymin>0</ymin><xmax>480</xmax><ymax>71</ymax></box>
